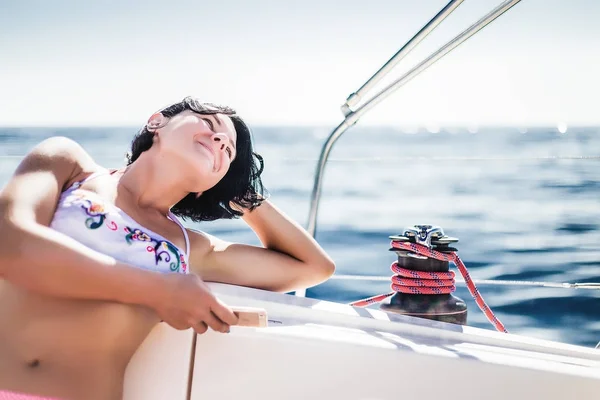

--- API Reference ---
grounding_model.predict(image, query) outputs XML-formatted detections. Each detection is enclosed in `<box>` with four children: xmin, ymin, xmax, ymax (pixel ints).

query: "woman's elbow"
<box><xmin>273</xmin><ymin>260</ymin><xmax>335</xmax><ymax>293</ymax></box>
<box><xmin>320</xmin><ymin>258</ymin><xmax>336</xmax><ymax>280</ymax></box>
<box><xmin>307</xmin><ymin>257</ymin><xmax>336</xmax><ymax>285</ymax></box>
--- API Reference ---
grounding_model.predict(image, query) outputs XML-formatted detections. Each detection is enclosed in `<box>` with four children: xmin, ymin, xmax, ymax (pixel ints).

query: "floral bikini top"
<box><xmin>50</xmin><ymin>171</ymin><xmax>189</xmax><ymax>274</ymax></box>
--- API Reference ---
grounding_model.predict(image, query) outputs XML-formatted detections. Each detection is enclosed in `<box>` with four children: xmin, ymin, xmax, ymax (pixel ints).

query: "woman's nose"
<box><xmin>211</xmin><ymin>133</ymin><xmax>228</xmax><ymax>152</ymax></box>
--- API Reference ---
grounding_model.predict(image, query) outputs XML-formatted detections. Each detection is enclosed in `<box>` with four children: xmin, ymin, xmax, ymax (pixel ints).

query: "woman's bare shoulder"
<box><xmin>186</xmin><ymin>228</ymin><xmax>216</xmax><ymax>253</ymax></box>
<box><xmin>185</xmin><ymin>228</ymin><xmax>232</xmax><ymax>274</ymax></box>
<box><xmin>25</xmin><ymin>136</ymin><xmax>104</xmax><ymax>188</ymax></box>
<box><xmin>0</xmin><ymin>136</ymin><xmax>105</xmax><ymax>228</ymax></box>
<box><xmin>27</xmin><ymin>136</ymin><xmax>99</xmax><ymax>168</ymax></box>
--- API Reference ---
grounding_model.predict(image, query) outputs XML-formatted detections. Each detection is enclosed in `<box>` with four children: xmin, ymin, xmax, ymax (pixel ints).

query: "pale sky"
<box><xmin>1</xmin><ymin>0</ymin><xmax>599</xmax><ymax>127</ymax></box>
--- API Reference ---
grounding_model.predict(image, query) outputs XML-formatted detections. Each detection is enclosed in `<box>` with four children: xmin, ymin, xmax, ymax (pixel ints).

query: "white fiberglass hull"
<box><xmin>124</xmin><ymin>283</ymin><xmax>600</xmax><ymax>400</ymax></box>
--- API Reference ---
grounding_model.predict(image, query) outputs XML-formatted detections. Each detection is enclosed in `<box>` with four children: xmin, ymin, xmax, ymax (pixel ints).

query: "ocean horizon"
<box><xmin>1</xmin><ymin>125</ymin><xmax>599</xmax><ymax>347</ymax></box>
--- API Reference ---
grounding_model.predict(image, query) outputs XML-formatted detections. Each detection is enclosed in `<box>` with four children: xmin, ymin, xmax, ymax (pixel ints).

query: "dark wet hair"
<box><xmin>127</xmin><ymin>96</ymin><xmax>266</xmax><ymax>222</ymax></box>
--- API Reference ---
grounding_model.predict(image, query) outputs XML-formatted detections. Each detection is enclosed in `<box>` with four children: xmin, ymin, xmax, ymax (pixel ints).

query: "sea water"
<box><xmin>0</xmin><ymin>125</ymin><xmax>598</xmax><ymax>347</ymax></box>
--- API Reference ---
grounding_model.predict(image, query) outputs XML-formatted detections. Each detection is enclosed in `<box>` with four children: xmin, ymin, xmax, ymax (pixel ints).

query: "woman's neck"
<box><xmin>117</xmin><ymin>153</ymin><xmax>189</xmax><ymax>216</ymax></box>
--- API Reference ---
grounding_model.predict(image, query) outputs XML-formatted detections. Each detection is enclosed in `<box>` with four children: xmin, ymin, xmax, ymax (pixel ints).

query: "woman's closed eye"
<box><xmin>225</xmin><ymin>147</ymin><xmax>233</xmax><ymax>159</ymax></box>
<box><xmin>202</xmin><ymin>118</ymin><xmax>215</xmax><ymax>131</ymax></box>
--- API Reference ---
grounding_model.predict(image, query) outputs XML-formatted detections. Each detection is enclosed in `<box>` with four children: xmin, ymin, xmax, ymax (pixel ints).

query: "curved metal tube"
<box><xmin>299</xmin><ymin>0</ymin><xmax>523</xmax><ymax>298</ymax></box>
<box><xmin>307</xmin><ymin>0</ymin><xmax>522</xmax><ymax>240</ymax></box>
<box><xmin>306</xmin><ymin>0</ymin><xmax>464</xmax><ymax>238</ymax></box>
<box><xmin>305</xmin><ymin>119</ymin><xmax>354</xmax><ymax>236</ymax></box>
<box><xmin>347</xmin><ymin>0</ymin><xmax>523</xmax><ymax>119</ymax></box>
<box><xmin>343</xmin><ymin>0</ymin><xmax>465</xmax><ymax>113</ymax></box>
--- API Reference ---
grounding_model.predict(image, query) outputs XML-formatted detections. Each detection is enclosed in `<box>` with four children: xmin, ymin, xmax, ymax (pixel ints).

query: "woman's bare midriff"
<box><xmin>0</xmin><ymin>280</ymin><xmax>160</xmax><ymax>400</ymax></box>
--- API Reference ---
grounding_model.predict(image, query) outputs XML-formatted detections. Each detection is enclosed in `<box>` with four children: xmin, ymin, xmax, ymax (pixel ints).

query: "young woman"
<box><xmin>0</xmin><ymin>97</ymin><xmax>335</xmax><ymax>400</ymax></box>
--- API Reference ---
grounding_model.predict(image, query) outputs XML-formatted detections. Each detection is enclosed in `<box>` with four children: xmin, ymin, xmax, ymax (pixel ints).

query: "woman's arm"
<box><xmin>0</xmin><ymin>136</ymin><xmax>237</xmax><ymax>333</ymax></box>
<box><xmin>191</xmin><ymin>199</ymin><xmax>335</xmax><ymax>293</ymax></box>
<box><xmin>0</xmin><ymin>136</ymin><xmax>163</xmax><ymax>303</ymax></box>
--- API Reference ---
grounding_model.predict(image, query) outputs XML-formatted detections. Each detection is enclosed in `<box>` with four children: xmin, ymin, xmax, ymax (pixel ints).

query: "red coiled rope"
<box><xmin>349</xmin><ymin>240</ymin><xmax>508</xmax><ymax>333</ymax></box>
<box><xmin>390</xmin><ymin>263</ymin><xmax>456</xmax><ymax>294</ymax></box>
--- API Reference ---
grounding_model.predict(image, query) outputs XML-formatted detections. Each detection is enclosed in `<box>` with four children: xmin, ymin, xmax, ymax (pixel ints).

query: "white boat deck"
<box><xmin>124</xmin><ymin>283</ymin><xmax>600</xmax><ymax>399</ymax></box>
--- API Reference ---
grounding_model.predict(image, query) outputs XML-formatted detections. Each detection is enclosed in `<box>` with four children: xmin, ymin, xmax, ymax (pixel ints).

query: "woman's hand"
<box><xmin>228</xmin><ymin>192</ymin><xmax>264</xmax><ymax>215</ymax></box>
<box><xmin>151</xmin><ymin>273</ymin><xmax>239</xmax><ymax>334</ymax></box>
<box><xmin>228</xmin><ymin>200</ymin><xmax>245</xmax><ymax>214</ymax></box>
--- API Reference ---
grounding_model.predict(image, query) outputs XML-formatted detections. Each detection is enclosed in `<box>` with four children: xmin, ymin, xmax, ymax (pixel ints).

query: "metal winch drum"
<box><xmin>380</xmin><ymin>224</ymin><xmax>468</xmax><ymax>325</ymax></box>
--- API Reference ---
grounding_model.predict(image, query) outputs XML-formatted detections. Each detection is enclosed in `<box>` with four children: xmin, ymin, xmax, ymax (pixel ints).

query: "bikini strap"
<box><xmin>69</xmin><ymin>170</ymin><xmax>110</xmax><ymax>189</ymax></box>
<box><xmin>168</xmin><ymin>211</ymin><xmax>190</xmax><ymax>259</ymax></box>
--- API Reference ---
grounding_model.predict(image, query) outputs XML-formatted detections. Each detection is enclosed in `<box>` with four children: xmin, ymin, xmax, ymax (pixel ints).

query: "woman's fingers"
<box><xmin>158</xmin><ymin>274</ymin><xmax>237</xmax><ymax>334</ymax></box>
<box><xmin>204</xmin><ymin>311</ymin><xmax>229</xmax><ymax>333</ymax></box>
<box><xmin>193</xmin><ymin>321</ymin><xmax>208</xmax><ymax>335</ymax></box>
<box><xmin>210</xmin><ymin>298</ymin><xmax>239</xmax><ymax>326</ymax></box>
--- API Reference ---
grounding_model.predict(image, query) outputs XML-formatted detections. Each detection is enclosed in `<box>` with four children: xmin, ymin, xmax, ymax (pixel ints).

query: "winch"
<box><xmin>349</xmin><ymin>224</ymin><xmax>507</xmax><ymax>332</ymax></box>
<box><xmin>380</xmin><ymin>224</ymin><xmax>467</xmax><ymax>325</ymax></box>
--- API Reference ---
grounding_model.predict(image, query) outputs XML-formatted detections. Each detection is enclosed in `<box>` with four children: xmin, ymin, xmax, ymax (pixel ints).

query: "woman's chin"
<box><xmin>190</xmin><ymin>160</ymin><xmax>214</xmax><ymax>176</ymax></box>
<box><xmin>188</xmin><ymin>168</ymin><xmax>222</xmax><ymax>191</ymax></box>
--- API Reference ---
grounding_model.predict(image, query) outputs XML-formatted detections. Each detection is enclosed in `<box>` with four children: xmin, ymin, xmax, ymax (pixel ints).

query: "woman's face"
<box><xmin>150</xmin><ymin>110</ymin><xmax>238</xmax><ymax>193</ymax></box>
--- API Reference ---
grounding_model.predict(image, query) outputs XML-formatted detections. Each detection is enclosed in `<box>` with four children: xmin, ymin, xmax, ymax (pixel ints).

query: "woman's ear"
<box><xmin>146</xmin><ymin>112</ymin><xmax>167</xmax><ymax>132</ymax></box>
